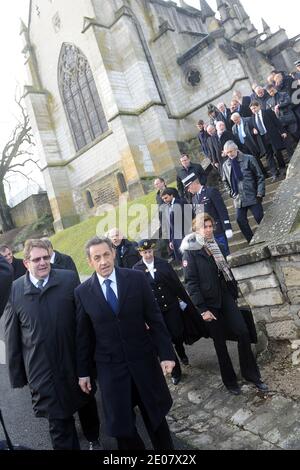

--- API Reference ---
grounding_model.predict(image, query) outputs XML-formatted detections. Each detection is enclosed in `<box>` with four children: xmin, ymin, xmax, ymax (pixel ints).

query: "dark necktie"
<box><xmin>104</xmin><ymin>279</ymin><xmax>119</xmax><ymax>314</ymax></box>
<box><xmin>256</xmin><ymin>113</ymin><xmax>266</xmax><ymax>135</ymax></box>
<box><xmin>37</xmin><ymin>279</ymin><xmax>44</xmax><ymax>290</ymax></box>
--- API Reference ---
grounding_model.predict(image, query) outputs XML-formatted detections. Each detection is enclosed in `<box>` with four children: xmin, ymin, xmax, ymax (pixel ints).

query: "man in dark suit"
<box><xmin>41</xmin><ymin>239</ymin><xmax>80</xmax><ymax>281</ymax></box>
<box><xmin>252</xmin><ymin>86</ymin><xmax>269</xmax><ymax>110</ymax></box>
<box><xmin>133</xmin><ymin>239</ymin><xmax>193</xmax><ymax>385</ymax></box>
<box><xmin>176</xmin><ymin>154</ymin><xmax>207</xmax><ymax>202</ymax></box>
<box><xmin>160</xmin><ymin>188</ymin><xmax>191</xmax><ymax>262</ymax></box>
<box><xmin>106</xmin><ymin>228</ymin><xmax>140</xmax><ymax>269</ymax></box>
<box><xmin>230</xmin><ymin>98</ymin><xmax>252</xmax><ymax>118</ymax></box>
<box><xmin>154</xmin><ymin>178</ymin><xmax>179</xmax><ymax>258</ymax></box>
<box><xmin>4</xmin><ymin>239</ymin><xmax>101</xmax><ymax>450</ymax></box>
<box><xmin>231</xmin><ymin>113</ymin><xmax>268</xmax><ymax>177</ymax></box>
<box><xmin>182</xmin><ymin>173</ymin><xmax>233</xmax><ymax>257</ymax></box>
<box><xmin>0</xmin><ymin>255</ymin><xmax>13</xmax><ymax>317</ymax></box>
<box><xmin>217</xmin><ymin>102</ymin><xmax>232</xmax><ymax>130</ymax></box>
<box><xmin>0</xmin><ymin>245</ymin><xmax>26</xmax><ymax>280</ymax></box>
<box><xmin>206</xmin><ymin>125</ymin><xmax>223</xmax><ymax>175</ymax></box>
<box><xmin>250</xmin><ymin>101</ymin><xmax>287</xmax><ymax>181</ymax></box>
<box><xmin>196</xmin><ymin>120</ymin><xmax>210</xmax><ymax>158</ymax></box>
<box><xmin>75</xmin><ymin>237</ymin><xmax>176</xmax><ymax>450</ymax></box>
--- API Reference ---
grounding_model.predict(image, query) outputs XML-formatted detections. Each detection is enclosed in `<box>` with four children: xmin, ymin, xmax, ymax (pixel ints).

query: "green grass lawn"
<box><xmin>15</xmin><ymin>182</ymin><xmax>177</xmax><ymax>274</ymax></box>
<box><xmin>49</xmin><ymin>188</ymin><xmax>161</xmax><ymax>274</ymax></box>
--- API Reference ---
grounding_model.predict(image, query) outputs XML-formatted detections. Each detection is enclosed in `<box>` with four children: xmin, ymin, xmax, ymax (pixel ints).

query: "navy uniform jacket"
<box><xmin>75</xmin><ymin>268</ymin><xmax>174</xmax><ymax>437</ymax></box>
<box><xmin>133</xmin><ymin>257</ymin><xmax>193</xmax><ymax>340</ymax></box>
<box><xmin>192</xmin><ymin>186</ymin><xmax>232</xmax><ymax>236</ymax></box>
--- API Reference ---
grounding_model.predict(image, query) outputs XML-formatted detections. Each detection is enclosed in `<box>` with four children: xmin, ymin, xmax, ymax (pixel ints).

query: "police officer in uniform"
<box><xmin>133</xmin><ymin>240</ymin><xmax>192</xmax><ymax>385</ymax></box>
<box><xmin>182</xmin><ymin>173</ymin><xmax>233</xmax><ymax>257</ymax></box>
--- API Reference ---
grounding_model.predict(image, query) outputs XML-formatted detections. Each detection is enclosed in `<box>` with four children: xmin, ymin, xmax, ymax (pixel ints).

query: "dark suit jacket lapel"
<box><xmin>115</xmin><ymin>267</ymin><xmax>130</xmax><ymax>312</ymax></box>
<box><xmin>89</xmin><ymin>272</ymin><xmax>113</xmax><ymax>316</ymax></box>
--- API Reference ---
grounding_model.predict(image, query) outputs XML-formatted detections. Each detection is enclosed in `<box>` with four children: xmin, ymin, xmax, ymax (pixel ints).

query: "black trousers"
<box><xmin>236</xmin><ymin>202</ymin><xmax>264</xmax><ymax>243</ymax></box>
<box><xmin>116</xmin><ymin>381</ymin><xmax>174</xmax><ymax>451</ymax></box>
<box><xmin>48</xmin><ymin>416</ymin><xmax>80</xmax><ymax>450</ymax></box>
<box><xmin>205</xmin><ymin>288</ymin><xmax>260</xmax><ymax>388</ymax></box>
<box><xmin>77</xmin><ymin>395</ymin><xmax>100</xmax><ymax>442</ymax></box>
<box><xmin>261</xmin><ymin>136</ymin><xmax>279</xmax><ymax>176</ymax></box>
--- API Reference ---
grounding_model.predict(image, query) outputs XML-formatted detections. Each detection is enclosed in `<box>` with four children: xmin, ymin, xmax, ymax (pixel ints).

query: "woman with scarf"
<box><xmin>181</xmin><ymin>213</ymin><xmax>268</xmax><ymax>395</ymax></box>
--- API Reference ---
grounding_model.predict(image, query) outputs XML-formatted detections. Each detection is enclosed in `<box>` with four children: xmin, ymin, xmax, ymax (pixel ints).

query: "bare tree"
<box><xmin>0</xmin><ymin>96</ymin><xmax>39</xmax><ymax>232</ymax></box>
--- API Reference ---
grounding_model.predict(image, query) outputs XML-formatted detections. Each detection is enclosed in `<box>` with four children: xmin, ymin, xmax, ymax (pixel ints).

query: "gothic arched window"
<box><xmin>117</xmin><ymin>172</ymin><xmax>128</xmax><ymax>194</ymax></box>
<box><xmin>86</xmin><ymin>190</ymin><xmax>94</xmax><ymax>208</ymax></box>
<box><xmin>58</xmin><ymin>43</ymin><xmax>108</xmax><ymax>151</ymax></box>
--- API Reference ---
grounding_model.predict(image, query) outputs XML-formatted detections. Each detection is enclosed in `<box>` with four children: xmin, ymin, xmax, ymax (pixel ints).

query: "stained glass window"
<box><xmin>58</xmin><ymin>43</ymin><xmax>108</xmax><ymax>151</ymax></box>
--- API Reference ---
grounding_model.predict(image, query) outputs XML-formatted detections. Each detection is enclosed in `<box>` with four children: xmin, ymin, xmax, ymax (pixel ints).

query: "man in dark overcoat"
<box><xmin>222</xmin><ymin>141</ymin><xmax>265</xmax><ymax>243</ymax></box>
<box><xmin>176</xmin><ymin>154</ymin><xmax>207</xmax><ymax>202</ymax></box>
<box><xmin>75</xmin><ymin>237</ymin><xmax>176</xmax><ymax>451</ymax></box>
<box><xmin>4</xmin><ymin>239</ymin><xmax>100</xmax><ymax>450</ymax></box>
<box><xmin>154</xmin><ymin>178</ymin><xmax>179</xmax><ymax>259</ymax></box>
<box><xmin>41</xmin><ymin>238</ymin><xmax>80</xmax><ymax>282</ymax></box>
<box><xmin>106</xmin><ymin>228</ymin><xmax>140</xmax><ymax>269</ymax></box>
<box><xmin>250</xmin><ymin>101</ymin><xmax>287</xmax><ymax>180</ymax></box>
<box><xmin>0</xmin><ymin>255</ymin><xmax>13</xmax><ymax>317</ymax></box>
<box><xmin>160</xmin><ymin>188</ymin><xmax>192</xmax><ymax>262</ymax></box>
<box><xmin>133</xmin><ymin>239</ymin><xmax>198</xmax><ymax>385</ymax></box>
<box><xmin>0</xmin><ymin>244</ymin><xmax>26</xmax><ymax>280</ymax></box>
<box><xmin>231</xmin><ymin>113</ymin><xmax>267</xmax><ymax>177</ymax></box>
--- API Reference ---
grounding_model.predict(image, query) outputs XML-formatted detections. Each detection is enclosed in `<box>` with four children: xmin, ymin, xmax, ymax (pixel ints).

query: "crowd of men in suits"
<box><xmin>154</xmin><ymin>63</ymin><xmax>300</xmax><ymax>256</ymax></box>
<box><xmin>197</xmin><ymin>64</ymin><xmax>300</xmax><ymax>183</ymax></box>
<box><xmin>0</xmin><ymin>62</ymin><xmax>299</xmax><ymax>451</ymax></box>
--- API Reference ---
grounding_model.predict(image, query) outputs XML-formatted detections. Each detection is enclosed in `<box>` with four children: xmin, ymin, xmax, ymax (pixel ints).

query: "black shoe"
<box><xmin>89</xmin><ymin>439</ymin><xmax>103</xmax><ymax>450</ymax></box>
<box><xmin>180</xmin><ymin>355</ymin><xmax>189</xmax><ymax>366</ymax></box>
<box><xmin>171</xmin><ymin>375</ymin><xmax>181</xmax><ymax>386</ymax></box>
<box><xmin>226</xmin><ymin>385</ymin><xmax>241</xmax><ymax>396</ymax></box>
<box><xmin>254</xmin><ymin>381</ymin><xmax>269</xmax><ymax>392</ymax></box>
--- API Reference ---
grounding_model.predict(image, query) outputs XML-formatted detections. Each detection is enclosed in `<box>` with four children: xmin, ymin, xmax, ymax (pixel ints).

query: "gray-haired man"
<box><xmin>222</xmin><ymin>141</ymin><xmax>265</xmax><ymax>243</ymax></box>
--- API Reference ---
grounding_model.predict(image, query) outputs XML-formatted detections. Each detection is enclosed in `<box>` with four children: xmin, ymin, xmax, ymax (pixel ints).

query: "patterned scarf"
<box><xmin>204</xmin><ymin>237</ymin><xmax>234</xmax><ymax>282</ymax></box>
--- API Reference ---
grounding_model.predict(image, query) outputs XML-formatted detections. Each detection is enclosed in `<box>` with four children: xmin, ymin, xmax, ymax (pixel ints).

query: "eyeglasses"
<box><xmin>28</xmin><ymin>256</ymin><xmax>51</xmax><ymax>264</ymax></box>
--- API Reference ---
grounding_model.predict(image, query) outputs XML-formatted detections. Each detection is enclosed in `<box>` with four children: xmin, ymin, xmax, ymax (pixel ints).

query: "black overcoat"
<box><xmin>0</xmin><ymin>255</ymin><xmax>13</xmax><ymax>317</ymax></box>
<box><xmin>75</xmin><ymin>268</ymin><xmax>174</xmax><ymax>438</ymax></box>
<box><xmin>133</xmin><ymin>257</ymin><xmax>204</xmax><ymax>343</ymax></box>
<box><xmin>52</xmin><ymin>250</ymin><xmax>79</xmax><ymax>280</ymax></box>
<box><xmin>182</xmin><ymin>246</ymin><xmax>223</xmax><ymax>315</ymax></box>
<box><xmin>4</xmin><ymin>269</ymin><xmax>89</xmax><ymax>419</ymax></box>
<box><xmin>232</xmin><ymin>118</ymin><xmax>265</xmax><ymax>157</ymax></box>
<box><xmin>115</xmin><ymin>239</ymin><xmax>140</xmax><ymax>269</ymax></box>
<box><xmin>250</xmin><ymin>109</ymin><xmax>285</xmax><ymax>150</ymax></box>
<box><xmin>11</xmin><ymin>257</ymin><xmax>27</xmax><ymax>280</ymax></box>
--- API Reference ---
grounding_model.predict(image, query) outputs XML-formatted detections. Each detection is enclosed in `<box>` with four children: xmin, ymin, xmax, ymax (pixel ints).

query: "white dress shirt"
<box><xmin>29</xmin><ymin>273</ymin><xmax>49</xmax><ymax>289</ymax></box>
<box><xmin>96</xmin><ymin>269</ymin><xmax>118</xmax><ymax>300</ymax></box>
<box><xmin>238</xmin><ymin>120</ymin><xmax>246</xmax><ymax>139</ymax></box>
<box><xmin>143</xmin><ymin>260</ymin><xmax>155</xmax><ymax>279</ymax></box>
<box><xmin>255</xmin><ymin>110</ymin><xmax>267</xmax><ymax>134</ymax></box>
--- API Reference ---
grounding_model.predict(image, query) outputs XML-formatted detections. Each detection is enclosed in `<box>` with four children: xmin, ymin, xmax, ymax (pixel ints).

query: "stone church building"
<box><xmin>21</xmin><ymin>0</ymin><xmax>300</xmax><ymax>231</ymax></box>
